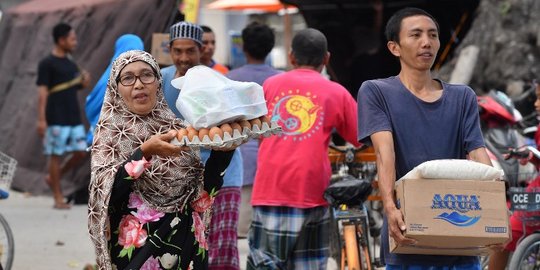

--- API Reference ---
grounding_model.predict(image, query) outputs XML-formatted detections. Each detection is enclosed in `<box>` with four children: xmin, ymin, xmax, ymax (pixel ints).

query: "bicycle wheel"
<box><xmin>509</xmin><ymin>233</ymin><xmax>540</xmax><ymax>270</ymax></box>
<box><xmin>0</xmin><ymin>213</ymin><xmax>14</xmax><ymax>270</ymax></box>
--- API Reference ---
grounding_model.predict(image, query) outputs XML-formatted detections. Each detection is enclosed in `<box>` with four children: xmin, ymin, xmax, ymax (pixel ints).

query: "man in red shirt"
<box><xmin>247</xmin><ymin>28</ymin><xmax>359</xmax><ymax>269</ymax></box>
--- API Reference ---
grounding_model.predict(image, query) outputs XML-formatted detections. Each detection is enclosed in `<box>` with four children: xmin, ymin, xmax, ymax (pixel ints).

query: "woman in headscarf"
<box><xmin>85</xmin><ymin>34</ymin><xmax>144</xmax><ymax>145</ymax></box>
<box><xmin>88</xmin><ymin>50</ymin><xmax>234</xmax><ymax>270</ymax></box>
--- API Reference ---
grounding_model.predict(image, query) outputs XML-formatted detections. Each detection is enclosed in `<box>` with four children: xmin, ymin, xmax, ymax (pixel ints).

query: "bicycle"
<box><xmin>325</xmin><ymin>144</ymin><xmax>383</xmax><ymax>270</ymax></box>
<box><xmin>0</xmin><ymin>151</ymin><xmax>16</xmax><ymax>270</ymax></box>
<box><xmin>507</xmin><ymin>185</ymin><xmax>540</xmax><ymax>269</ymax></box>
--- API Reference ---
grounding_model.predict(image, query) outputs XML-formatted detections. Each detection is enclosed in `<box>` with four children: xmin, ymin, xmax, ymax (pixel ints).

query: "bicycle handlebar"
<box><xmin>505</xmin><ymin>146</ymin><xmax>540</xmax><ymax>160</ymax></box>
<box><xmin>328</xmin><ymin>143</ymin><xmax>369</xmax><ymax>153</ymax></box>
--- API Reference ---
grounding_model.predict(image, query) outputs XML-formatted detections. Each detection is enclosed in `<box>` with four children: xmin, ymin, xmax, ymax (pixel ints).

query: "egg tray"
<box><xmin>171</xmin><ymin>121</ymin><xmax>282</xmax><ymax>149</ymax></box>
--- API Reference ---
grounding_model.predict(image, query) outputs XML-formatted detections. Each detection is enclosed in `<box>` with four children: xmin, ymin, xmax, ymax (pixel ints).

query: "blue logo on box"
<box><xmin>432</xmin><ymin>194</ymin><xmax>481</xmax><ymax>227</ymax></box>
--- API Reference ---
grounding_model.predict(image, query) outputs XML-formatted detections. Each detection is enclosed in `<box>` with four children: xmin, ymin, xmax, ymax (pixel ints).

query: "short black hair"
<box><xmin>242</xmin><ymin>22</ymin><xmax>275</xmax><ymax>61</ymax></box>
<box><xmin>291</xmin><ymin>28</ymin><xmax>327</xmax><ymax>67</ymax></box>
<box><xmin>385</xmin><ymin>7</ymin><xmax>440</xmax><ymax>44</ymax></box>
<box><xmin>52</xmin><ymin>22</ymin><xmax>72</xmax><ymax>44</ymax></box>
<box><xmin>200</xmin><ymin>25</ymin><xmax>213</xmax><ymax>33</ymax></box>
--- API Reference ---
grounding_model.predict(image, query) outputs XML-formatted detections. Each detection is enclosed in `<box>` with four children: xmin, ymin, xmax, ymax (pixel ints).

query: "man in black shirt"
<box><xmin>37</xmin><ymin>22</ymin><xmax>90</xmax><ymax>209</ymax></box>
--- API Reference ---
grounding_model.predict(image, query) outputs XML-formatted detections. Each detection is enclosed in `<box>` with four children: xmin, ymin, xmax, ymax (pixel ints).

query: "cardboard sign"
<box><xmin>509</xmin><ymin>187</ymin><xmax>540</xmax><ymax>211</ymax></box>
<box><xmin>390</xmin><ymin>179</ymin><xmax>510</xmax><ymax>256</ymax></box>
<box><xmin>151</xmin><ymin>33</ymin><xmax>173</xmax><ymax>66</ymax></box>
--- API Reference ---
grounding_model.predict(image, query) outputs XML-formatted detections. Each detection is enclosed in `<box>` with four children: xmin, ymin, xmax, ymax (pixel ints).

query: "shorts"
<box><xmin>246</xmin><ymin>206</ymin><xmax>330</xmax><ymax>270</ymax></box>
<box><xmin>43</xmin><ymin>125</ymin><xmax>87</xmax><ymax>155</ymax></box>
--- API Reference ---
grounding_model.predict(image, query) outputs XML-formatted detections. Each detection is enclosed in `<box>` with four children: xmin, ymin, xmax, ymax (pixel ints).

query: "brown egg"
<box><xmin>220</xmin><ymin>123</ymin><xmax>233</xmax><ymax>137</ymax></box>
<box><xmin>239</xmin><ymin>120</ymin><xmax>251</xmax><ymax>131</ymax></box>
<box><xmin>259</xmin><ymin>115</ymin><xmax>271</xmax><ymax>124</ymax></box>
<box><xmin>230</xmin><ymin>122</ymin><xmax>242</xmax><ymax>136</ymax></box>
<box><xmin>177</xmin><ymin>128</ymin><xmax>188</xmax><ymax>141</ymax></box>
<box><xmin>209</xmin><ymin>126</ymin><xmax>224</xmax><ymax>141</ymax></box>
<box><xmin>186</xmin><ymin>126</ymin><xmax>198</xmax><ymax>141</ymax></box>
<box><xmin>249</xmin><ymin>118</ymin><xmax>262</xmax><ymax>130</ymax></box>
<box><xmin>198</xmin><ymin>128</ymin><xmax>209</xmax><ymax>141</ymax></box>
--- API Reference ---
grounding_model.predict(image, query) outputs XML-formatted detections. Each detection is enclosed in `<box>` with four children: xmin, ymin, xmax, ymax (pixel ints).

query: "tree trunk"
<box><xmin>437</xmin><ymin>0</ymin><xmax>540</xmax><ymax>95</ymax></box>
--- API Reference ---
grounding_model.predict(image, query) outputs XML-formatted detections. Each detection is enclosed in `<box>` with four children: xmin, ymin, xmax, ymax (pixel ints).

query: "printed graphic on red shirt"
<box><xmin>269</xmin><ymin>89</ymin><xmax>323</xmax><ymax>140</ymax></box>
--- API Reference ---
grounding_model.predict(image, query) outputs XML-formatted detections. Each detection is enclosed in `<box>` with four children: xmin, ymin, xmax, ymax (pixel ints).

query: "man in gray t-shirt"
<box><xmin>226</xmin><ymin>22</ymin><xmax>281</xmax><ymax>238</ymax></box>
<box><xmin>357</xmin><ymin>7</ymin><xmax>494</xmax><ymax>268</ymax></box>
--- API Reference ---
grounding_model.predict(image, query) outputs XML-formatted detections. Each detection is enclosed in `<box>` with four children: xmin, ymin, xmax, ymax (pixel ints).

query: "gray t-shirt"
<box><xmin>357</xmin><ymin>76</ymin><xmax>485</xmax><ymax>266</ymax></box>
<box><xmin>227</xmin><ymin>64</ymin><xmax>281</xmax><ymax>186</ymax></box>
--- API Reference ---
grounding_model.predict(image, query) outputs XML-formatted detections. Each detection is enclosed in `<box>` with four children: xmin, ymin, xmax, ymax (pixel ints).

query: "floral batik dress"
<box><xmin>107</xmin><ymin>148</ymin><xmax>232</xmax><ymax>270</ymax></box>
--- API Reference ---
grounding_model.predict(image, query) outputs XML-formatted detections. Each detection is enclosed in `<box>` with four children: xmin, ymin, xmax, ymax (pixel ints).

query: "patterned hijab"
<box><xmin>87</xmin><ymin>50</ymin><xmax>203</xmax><ymax>269</ymax></box>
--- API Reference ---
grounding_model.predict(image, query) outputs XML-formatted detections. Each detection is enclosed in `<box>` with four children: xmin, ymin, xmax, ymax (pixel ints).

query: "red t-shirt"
<box><xmin>252</xmin><ymin>69</ymin><xmax>360</xmax><ymax>208</ymax></box>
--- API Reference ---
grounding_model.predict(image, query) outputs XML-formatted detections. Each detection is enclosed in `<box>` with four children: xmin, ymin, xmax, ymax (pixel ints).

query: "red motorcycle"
<box><xmin>477</xmin><ymin>90</ymin><xmax>537</xmax><ymax>190</ymax></box>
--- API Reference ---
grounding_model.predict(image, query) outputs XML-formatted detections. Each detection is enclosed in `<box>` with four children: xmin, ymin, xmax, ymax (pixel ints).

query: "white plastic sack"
<box><xmin>400</xmin><ymin>159</ymin><xmax>504</xmax><ymax>181</ymax></box>
<box><xmin>171</xmin><ymin>65</ymin><xmax>268</xmax><ymax>129</ymax></box>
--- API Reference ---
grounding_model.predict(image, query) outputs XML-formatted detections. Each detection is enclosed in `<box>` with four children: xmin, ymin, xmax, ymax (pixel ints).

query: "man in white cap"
<box><xmin>161</xmin><ymin>21</ymin><xmax>204</xmax><ymax>116</ymax></box>
<box><xmin>161</xmin><ymin>21</ymin><xmax>244</xmax><ymax>270</ymax></box>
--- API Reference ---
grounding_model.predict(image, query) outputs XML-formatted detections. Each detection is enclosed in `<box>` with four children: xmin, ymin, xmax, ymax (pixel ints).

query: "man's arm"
<box><xmin>37</xmin><ymin>85</ymin><xmax>48</xmax><ymax>137</ymax></box>
<box><xmin>371</xmin><ymin>131</ymin><xmax>416</xmax><ymax>245</ymax></box>
<box><xmin>469</xmin><ymin>147</ymin><xmax>493</xmax><ymax>166</ymax></box>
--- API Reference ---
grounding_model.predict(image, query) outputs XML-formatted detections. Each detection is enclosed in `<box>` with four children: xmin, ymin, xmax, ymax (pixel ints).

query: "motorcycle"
<box><xmin>477</xmin><ymin>89</ymin><xmax>537</xmax><ymax>190</ymax></box>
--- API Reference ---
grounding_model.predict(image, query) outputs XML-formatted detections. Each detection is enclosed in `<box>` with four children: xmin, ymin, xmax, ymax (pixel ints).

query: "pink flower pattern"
<box><xmin>124</xmin><ymin>157</ymin><xmax>151</xmax><ymax>179</ymax></box>
<box><xmin>131</xmin><ymin>205</ymin><xmax>165</xmax><ymax>224</ymax></box>
<box><xmin>141</xmin><ymin>256</ymin><xmax>162</xmax><ymax>270</ymax></box>
<box><xmin>128</xmin><ymin>192</ymin><xmax>165</xmax><ymax>224</ymax></box>
<box><xmin>128</xmin><ymin>192</ymin><xmax>144</xmax><ymax>209</ymax></box>
<box><xmin>114</xmin><ymin>189</ymin><xmax>216</xmax><ymax>265</ymax></box>
<box><xmin>192</xmin><ymin>212</ymin><xmax>207</xmax><ymax>249</ymax></box>
<box><xmin>118</xmin><ymin>215</ymin><xmax>148</xmax><ymax>249</ymax></box>
<box><xmin>190</xmin><ymin>190</ymin><xmax>214</xmax><ymax>213</ymax></box>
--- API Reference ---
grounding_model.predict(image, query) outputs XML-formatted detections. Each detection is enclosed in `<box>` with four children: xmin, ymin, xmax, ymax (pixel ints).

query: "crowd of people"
<box><xmin>34</xmin><ymin>6</ymin><xmax>530</xmax><ymax>270</ymax></box>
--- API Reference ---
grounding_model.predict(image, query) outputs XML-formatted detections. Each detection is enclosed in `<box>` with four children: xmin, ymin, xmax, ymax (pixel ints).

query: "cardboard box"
<box><xmin>151</xmin><ymin>33</ymin><xmax>173</xmax><ymax>66</ymax></box>
<box><xmin>390</xmin><ymin>179</ymin><xmax>509</xmax><ymax>256</ymax></box>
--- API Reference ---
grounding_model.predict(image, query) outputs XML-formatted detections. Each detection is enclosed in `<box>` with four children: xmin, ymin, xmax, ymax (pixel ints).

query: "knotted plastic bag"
<box><xmin>324</xmin><ymin>176</ymin><xmax>373</xmax><ymax>206</ymax></box>
<box><xmin>171</xmin><ymin>65</ymin><xmax>268</xmax><ymax>129</ymax></box>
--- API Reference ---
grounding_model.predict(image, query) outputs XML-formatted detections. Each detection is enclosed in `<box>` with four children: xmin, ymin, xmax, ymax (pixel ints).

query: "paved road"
<box><xmin>0</xmin><ymin>191</ymin><xmax>251</xmax><ymax>270</ymax></box>
<box><xmin>1</xmin><ymin>191</ymin><xmax>346</xmax><ymax>270</ymax></box>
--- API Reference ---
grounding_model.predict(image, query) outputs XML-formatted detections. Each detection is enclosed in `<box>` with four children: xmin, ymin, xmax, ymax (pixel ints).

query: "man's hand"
<box><xmin>141</xmin><ymin>130</ymin><xmax>185</xmax><ymax>159</ymax></box>
<box><xmin>37</xmin><ymin>119</ymin><xmax>47</xmax><ymax>138</ymax></box>
<box><xmin>80</xmin><ymin>70</ymin><xmax>91</xmax><ymax>89</ymax></box>
<box><xmin>386</xmin><ymin>206</ymin><xmax>417</xmax><ymax>246</ymax></box>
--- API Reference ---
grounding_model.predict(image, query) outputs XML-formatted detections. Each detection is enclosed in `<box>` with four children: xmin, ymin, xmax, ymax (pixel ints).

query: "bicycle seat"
<box><xmin>324</xmin><ymin>176</ymin><xmax>372</xmax><ymax>206</ymax></box>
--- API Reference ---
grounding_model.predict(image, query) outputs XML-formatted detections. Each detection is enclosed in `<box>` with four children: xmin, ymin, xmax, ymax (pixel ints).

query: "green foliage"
<box><xmin>118</xmin><ymin>246</ymin><xmax>135</xmax><ymax>260</ymax></box>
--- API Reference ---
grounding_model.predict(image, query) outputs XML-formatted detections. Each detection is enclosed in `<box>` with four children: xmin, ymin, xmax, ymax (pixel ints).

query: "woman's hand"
<box><xmin>140</xmin><ymin>130</ymin><xmax>186</xmax><ymax>159</ymax></box>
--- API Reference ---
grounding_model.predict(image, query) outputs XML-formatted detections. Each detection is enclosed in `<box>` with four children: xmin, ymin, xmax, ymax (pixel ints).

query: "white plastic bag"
<box><xmin>171</xmin><ymin>65</ymin><xmax>268</xmax><ymax>129</ymax></box>
<box><xmin>400</xmin><ymin>159</ymin><xmax>504</xmax><ymax>181</ymax></box>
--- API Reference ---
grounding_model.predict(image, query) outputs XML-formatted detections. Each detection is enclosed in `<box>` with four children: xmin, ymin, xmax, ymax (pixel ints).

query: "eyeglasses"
<box><xmin>117</xmin><ymin>72</ymin><xmax>157</xmax><ymax>86</ymax></box>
